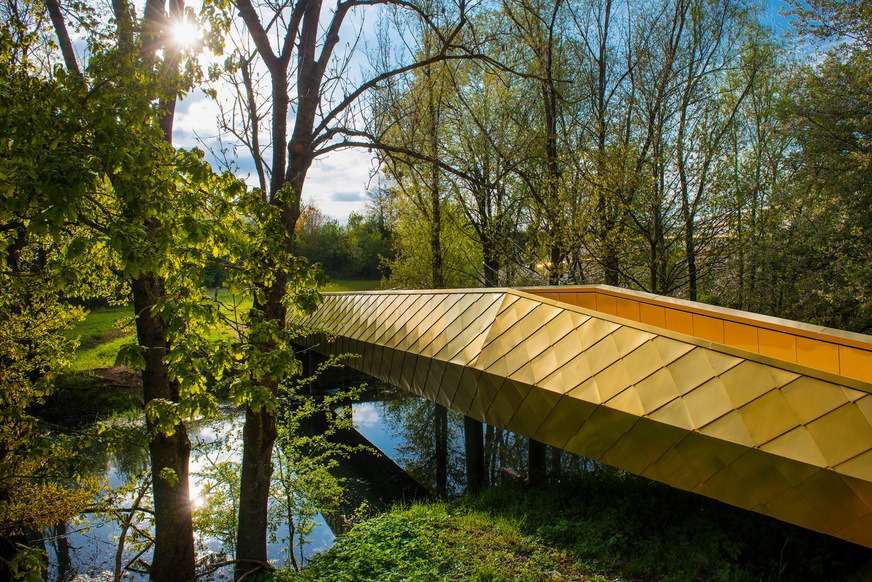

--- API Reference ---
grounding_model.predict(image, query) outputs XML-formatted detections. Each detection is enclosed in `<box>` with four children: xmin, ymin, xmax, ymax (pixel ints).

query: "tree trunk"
<box><xmin>236</xmin><ymin>274</ymin><xmax>288</xmax><ymax>580</ymax></box>
<box><xmin>544</xmin><ymin>83</ymin><xmax>562</xmax><ymax>285</ymax></box>
<box><xmin>132</xmin><ymin>275</ymin><xmax>195</xmax><ymax>582</ymax></box>
<box><xmin>45</xmin><ymin>2</ymin><xmax>196</xmax><ymax>578</ymax></box>
<box><xmin>549</xmin><ymin>242</ymin><xmax>561</xmax><ymax>286</ymax></box>
<box><xmin>685</xmin><ymin>215</ymin><xmax>697</xmax><ymax>301</ymax></box>
<box><xmin>427</xmin><ymin>61</ymin><xmax>444</xmax><ymax>290</ymax></box>
<box><xmin>528</xmin><ymin>439</ymin><xmax>547</xmax><ymax>482</ymax></box>
<box><xmin>236</xmin><ymin>406</ymin><xmax>278</xmax><ymax>579</ymax></box>
<box><xmin>483</xmin><ymin>424</ymin><xmax>495</xmax><ymax>484</ymax></box>
<box><xmin>54</xmin><ymin>522</ymin><xmax>72</xmax><ymax>582</ymax></box>
<box><xmin>549</xmin><ymin>445</ymin><xmax>561</xmax><ymax>479</ymax></box>
<box><xmin>435</xmin><ymin>404</ymin><xmax>448</xmax><ymax>496</ymax></box>
<box><xmin>481</xmin><ymin>215</ymin><xmax>500</xmax><ymax>288</ymax></box>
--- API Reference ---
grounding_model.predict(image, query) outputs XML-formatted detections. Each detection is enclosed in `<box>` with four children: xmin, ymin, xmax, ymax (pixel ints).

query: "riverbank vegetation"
<box><xmin>284</xmin><ymin>473</ymin><xmax>872</xmax><ymax>582</ymax></box>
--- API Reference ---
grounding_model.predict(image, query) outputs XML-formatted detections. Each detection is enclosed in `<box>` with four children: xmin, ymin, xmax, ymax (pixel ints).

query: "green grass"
<box><xmin>214</xmin><ymin>286</ymin><xmax>253</xmax><ymax>314</ymax></box>
<box><xmin>463</xmin><ymin>473</ymin><xmax>872</xmax><ymax>582</ymax></box>
<box><xmin>277</xmin><ymin>472</ymin><xmax>872</xmax><ymax>582</ymax></box>
<box><xmin>64</xmin><ymin>282</ymin><xmax>373</xmax><ymax>371</ymax></box>
<box><xmin>279</xmin><ymin>503</ymin><xmax>606</xmax><ymax>582</ymax></box>
<box><xmin>63</xmin><ymin>303</ymin><xmax>134</xmax><ymax>345</ymax></box>
<box><xmin>69</xmin><ymin>335</ymin><xmax>138</xmax><ymax>371</ymax></box>
<box><xmin>62</xmin><ymin>303</ymin><xmax>136</xmax><ymax>371</ymax></box>
<box><xmin>325</xmin><ymin>279</ymin><xmax>381</xmax><ymax>292</ymax></box>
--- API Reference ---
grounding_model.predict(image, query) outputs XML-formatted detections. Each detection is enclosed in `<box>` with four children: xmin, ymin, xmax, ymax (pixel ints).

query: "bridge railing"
<box><xmin>522</xmin><ymin>285</ymin><xmax>872</xmax><ymax>385</ymax></box>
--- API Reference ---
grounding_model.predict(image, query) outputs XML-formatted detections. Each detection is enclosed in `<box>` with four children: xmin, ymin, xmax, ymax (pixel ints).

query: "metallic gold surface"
<box><xmin>293</xmin><ymin>286</ymin><xmax>872</xmax><ymax>549</ymax></box>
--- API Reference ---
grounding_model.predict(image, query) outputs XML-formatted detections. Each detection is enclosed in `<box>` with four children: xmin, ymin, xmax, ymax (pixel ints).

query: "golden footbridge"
<box><xmin>294</xmin><ymin>285</ymin><xmax>872</xmax><ymax>548</ymax></box>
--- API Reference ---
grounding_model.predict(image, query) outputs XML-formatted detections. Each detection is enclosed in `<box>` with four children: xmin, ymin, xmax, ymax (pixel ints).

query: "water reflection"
<box><xmin>356</xmin><ymin>387</ymin><xmax>597</xmax><ymax>495</ymax></box>
<box><xmin>47</xmin><ymin>412</ymin><xmax>335</xmax><ymax>580</ymax></box>
<box><xmin>45</xmin><ymin>381</ymin><xmax>593</xmax><ymax>580</ymax></box>
<box><xmin>371</xmin><ymin>391</ymin><xmax>534</xmax><ymax>495</ymax></box>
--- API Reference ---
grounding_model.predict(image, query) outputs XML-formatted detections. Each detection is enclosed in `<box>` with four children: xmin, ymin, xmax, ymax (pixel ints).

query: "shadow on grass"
<box><xmin>34</xmin><ymin>370</ymin><xmax>142</xmax><ymax>425</ymax></box>
<box><xmin>463</xmin><ymin>471</ymin><xmax>872</xmax><ymax>582</ymax></box>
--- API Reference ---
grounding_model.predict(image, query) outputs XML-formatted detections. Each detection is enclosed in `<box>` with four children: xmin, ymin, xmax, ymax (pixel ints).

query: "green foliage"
<box><xmin>0</xmin><ymin>45</ymin><xmax>107</xmax><ymax>547</ymax></box>
<box><xmin>8</xmin><ymin>545</ymin><xmax>46</xmax><ymax>582</ymax></box>
<box><xmin>270</xmin><ymin>380</ymin><xmax>366</xmax><ymax>570</ymax></box>
<box><xmin>280</xmin><ymin>501</ymin><xmax>606</xmax><ymax>582</ymax></box>
<box><xmin>281</xmin><ymin>504</ymin><xmax>456</xmax><ymax>581</ymax></box>
<box><xmin>707</xmin><ymin>0</ymin><xmax>872</xmax><ymax>332</ymax></box>
<box><xmin>281</xmin><ymin>472</ymin><xmax>872</xmax><ymax>582</ymax></box>
<box><xmin>385</xmin><ymin>193</ymin><xmax>479</xmax><ymax>290</ymax></box>
<box><xmin>0</xmin><ymin>10</ymin><xmax>248</xmax><ymax>577</ymax></box>
<box><xmin>293</xmin><ymin>204</ymin><xmax>393</xmax><ymax>281</ymax></box>
<box><xmin>159</xmin><ymin>467</ymin><xmax>179</xmax><ymax>487</ymax></box>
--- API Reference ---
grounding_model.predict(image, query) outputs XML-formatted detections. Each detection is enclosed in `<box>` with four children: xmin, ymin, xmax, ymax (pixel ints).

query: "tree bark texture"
<box><xmin>236</xmin><ymin>405</ymin><xmax>278</xmax><ymax>579</ymax></box>
<box><xmin>132</xmin><ymin>275</ymin><xmax>195</xmax><ymax>582</ymax></box>
<box><xmin>435</xmin><ymin>404</ymin><xmax>448</xmax><ymax>496</ymax></box>
<box><xmin>236</xmin><ymin>275</ymin><xmax>287</xmax><ymax>581</ymax></box>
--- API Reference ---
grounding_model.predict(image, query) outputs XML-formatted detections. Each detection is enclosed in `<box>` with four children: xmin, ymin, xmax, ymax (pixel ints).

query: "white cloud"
<box><xmin>304</xmin><ymin>148</ymin><xmax>376</xmax><ymax>222</ymax></box>
<box><xmin>173</xmin><ymin>91</ymin><xmax>223</xmax><ymax>150</ymax></box>
<box><xmin>353</xmin><ymin>402</ymin><xmax>381</xmax><ymax>427</ymax></box>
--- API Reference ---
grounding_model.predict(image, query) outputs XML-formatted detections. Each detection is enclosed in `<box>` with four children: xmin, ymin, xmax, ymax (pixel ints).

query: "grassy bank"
<box><xmin>280</xmin><ymin>502</ymin><xmax>608</xmax><ymax>582</ymax></box>
<box><xmin>42</xmin><ymin>279</ymin><xmax>381</xmax><ymax>418</ymax></box>
<box><xmin>324</xmin><ymin>279</ymin><xmax>381</xmax><ymax>292</ymax></box>
<box><xmin>62</xmin><ymin>279</ymin><xmax>381</xmax><ymax>370</ymax></box>
<box><xmin>280</xmin><ymin>472</ymin><xmax>872</xmax><ymax>582</ymax></box>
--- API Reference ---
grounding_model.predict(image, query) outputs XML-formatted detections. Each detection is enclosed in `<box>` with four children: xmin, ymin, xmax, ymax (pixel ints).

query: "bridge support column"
<box><xmin>436</xmin><ymin>405</ymin><xmax>448</xmax><ymax>497</ymax></box>
<box><xmin>550</xmin><ymin>446</ymin><xmax>562</xmax><ymax>479</ymax></box>
<box><xmin>464</xmin><ymin>416</ymin><xmax>485</xmax><ymax>494</ymax></box>
<box><xmin>529</xmin><ymin>439</ymin><xmax>547</xmax><ymax>482</ymax></box>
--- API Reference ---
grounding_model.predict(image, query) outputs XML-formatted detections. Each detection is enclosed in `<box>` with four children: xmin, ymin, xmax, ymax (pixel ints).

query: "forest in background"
<box><xmin>1</xmin><ymin>0</ymin><xmax>871</xmax><ymax>579</ymax></box>
<box><xmin>292</xmin><ymin>0</ymin><xmax>872</xmax><ymax>335</ymax></box>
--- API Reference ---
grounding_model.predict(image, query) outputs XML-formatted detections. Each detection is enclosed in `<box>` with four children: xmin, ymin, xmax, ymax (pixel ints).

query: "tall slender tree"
<box><xmin>211</xmin><ymin>0</ymin><xmax>474</xmax><ymax>574</ymax></box>
<box><xmin>42</xmin><ymin>0</ymin><xmax>243</xmax><ymax>577</ymax></box>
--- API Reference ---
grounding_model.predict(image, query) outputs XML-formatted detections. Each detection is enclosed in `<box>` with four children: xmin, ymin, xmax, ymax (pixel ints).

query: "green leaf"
<box><xmin>114</xmin><ymin>342</ymin><xmax>145</xmax><ymax>369</ymax></box>
<box><xmin>159</xmin><ymin>467</ymin><xmax>180</xmax><ymax>487</ymax></box>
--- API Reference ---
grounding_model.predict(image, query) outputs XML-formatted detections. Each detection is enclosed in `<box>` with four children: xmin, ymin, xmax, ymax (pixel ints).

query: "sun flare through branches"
<box><xmin>170</xmin><ymin>18</ymin><xmax>202</xmax><ymax>49</ymax></box>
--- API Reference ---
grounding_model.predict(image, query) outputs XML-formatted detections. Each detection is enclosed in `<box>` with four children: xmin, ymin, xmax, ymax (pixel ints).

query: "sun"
<box><xmin>170</xmin><ymin>18</ymin><xmax>202</xmax><ymax>49</ymax></box>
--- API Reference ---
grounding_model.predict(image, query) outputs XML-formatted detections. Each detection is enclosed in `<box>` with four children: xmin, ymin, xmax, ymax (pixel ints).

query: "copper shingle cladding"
<box><xmin>295</xmin><ymin>286</ymin><xmax>872</xmax><ymax>548</ymax></box>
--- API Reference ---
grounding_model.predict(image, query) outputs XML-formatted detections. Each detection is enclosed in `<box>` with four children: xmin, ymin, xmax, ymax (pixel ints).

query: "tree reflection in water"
<box><xmin>43</xmin><ymin>385</ymin><xmax>601</xmax><ymax>579</ymax></box>
<box><xmin>380</xmin><ymin>388</ymin><xmax>601</xmax><ymax>494</ymax></box>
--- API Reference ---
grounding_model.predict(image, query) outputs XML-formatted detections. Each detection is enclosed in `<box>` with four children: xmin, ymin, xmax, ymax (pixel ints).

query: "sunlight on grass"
<box><xmin>65</xmin><ymin>283</ymin><xmax>371</xmax><ymax>372</ymax></box>
<box><xmin>69</xmin><ymin>335</ymin><xmax>137</xmax><ymax>371</ymax></box>
<box><xmin>214</xmin><ymin>287</ymin><xmax>253</xmax><ymax>322</ymax></box>
<box><xmin>324</xmin><ymin>279</ymin><xmax>381</xmax><ymax>292</ymax></box>
<box><xmin>63</xmin><ymin>303</ymin><xmax>133</xmax><ymax>343</ymax></box>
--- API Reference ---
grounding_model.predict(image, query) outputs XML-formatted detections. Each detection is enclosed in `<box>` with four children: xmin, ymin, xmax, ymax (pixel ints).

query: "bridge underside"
<box><xmin>296</xmin><ymin>286</ymin><xmax>872</xmax><ymax>548</ymax></box>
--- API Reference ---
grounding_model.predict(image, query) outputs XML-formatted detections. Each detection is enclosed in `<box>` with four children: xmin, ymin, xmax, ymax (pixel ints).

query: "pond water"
<box><xmin>45</xmin><ymin>383</ymin><xmax>587</xmax><ymax>580</ymax></box>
